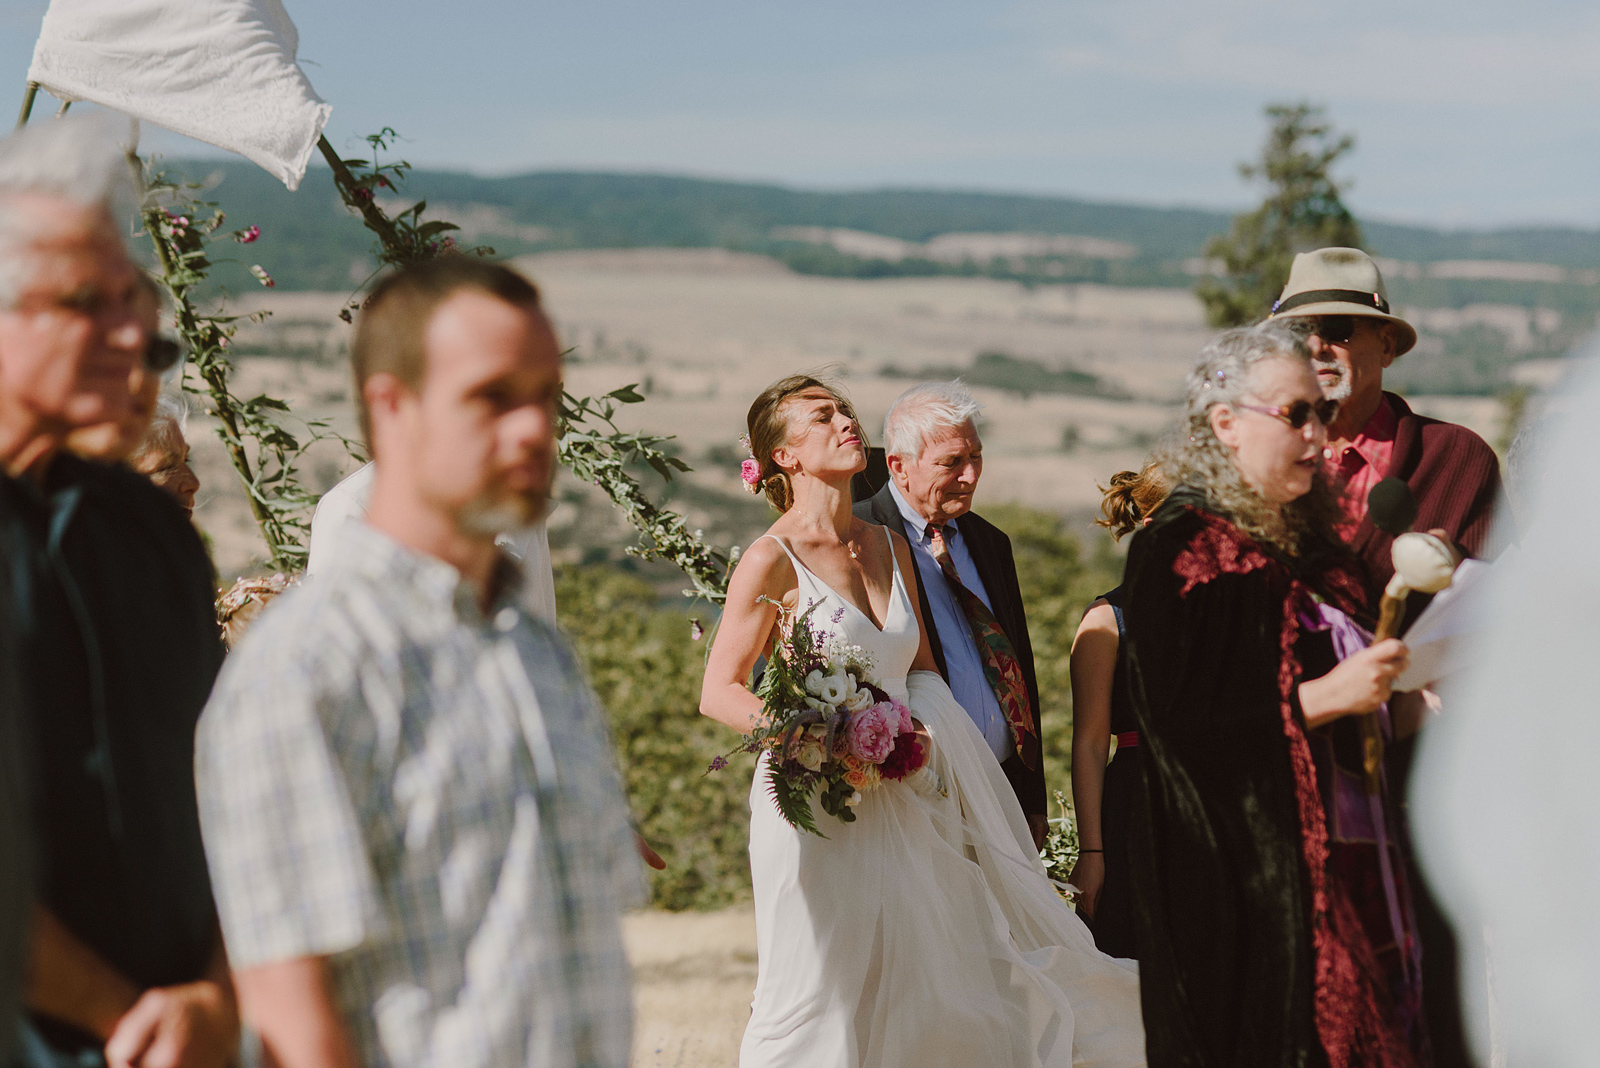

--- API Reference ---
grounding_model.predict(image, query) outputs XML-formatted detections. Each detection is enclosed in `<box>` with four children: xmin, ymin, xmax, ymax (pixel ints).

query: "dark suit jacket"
<box><xmin>1352</xmin><ymin>392</ymin><xmax>1502</xmax><ymax>605</ymax></box>
<box><xmin>854</xmin><ymin>482</ymin><xmax>1048</xmax><ymax>816</ymax></box>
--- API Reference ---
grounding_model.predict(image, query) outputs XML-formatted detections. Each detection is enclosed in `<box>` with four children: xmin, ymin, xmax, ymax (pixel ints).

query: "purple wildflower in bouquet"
<box><xmin>717</xmin><ymin>598</ymin><xmax>927</xmax><ymax>835</ymax></box>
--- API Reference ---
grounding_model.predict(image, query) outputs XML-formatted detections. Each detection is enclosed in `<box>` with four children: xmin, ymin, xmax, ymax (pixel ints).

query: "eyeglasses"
<box><xmin>1285</xmin><ymin>315</ymin><xmax>1358</xmax><ymax>345</ymax></box>
<box><xmin>145</xmin><ymin>336</ymin><xmax>182</xmax><ymax>373</ymax></box>
<box><xmin>1235</xmin><ymin>398</ymin><xmax>1339</xmax><ymax>430</ymax></box>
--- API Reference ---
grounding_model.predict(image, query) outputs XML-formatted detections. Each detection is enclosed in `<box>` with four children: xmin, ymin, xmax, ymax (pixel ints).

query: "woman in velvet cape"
<box><xmin>1121</xmin><ymin>324</ymin><xmax>1418</xmax><ymax>1068</ymax></box>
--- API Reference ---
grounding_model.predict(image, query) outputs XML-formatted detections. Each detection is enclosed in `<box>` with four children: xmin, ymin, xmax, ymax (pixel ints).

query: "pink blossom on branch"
<box><xmin>237</xmin><ymin>225</ymin><xmax>260</xmax><ymax>244</ymax></box>
<box><xmin>249</xmin><ymin>265</ymin><xmax>275</xmax><ymax>288</ymax></box>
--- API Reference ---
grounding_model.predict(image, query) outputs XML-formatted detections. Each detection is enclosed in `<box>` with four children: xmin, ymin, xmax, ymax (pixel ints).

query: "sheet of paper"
<box><xmin>1394</xmin><ymin>557</ymin><xmax>1492</xmax><ymax>691</ymax></box>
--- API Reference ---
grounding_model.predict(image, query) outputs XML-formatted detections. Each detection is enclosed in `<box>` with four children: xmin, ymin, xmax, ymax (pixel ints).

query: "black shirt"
<box><xmin>1</xmin><ymin>454</ymin><xmax>223</xmax><ymax>1021</ymax></box>
<box><xmin>0</xmin><ymin>519</ymin><xmax>28</xmax><ymax>1056</ymax></box>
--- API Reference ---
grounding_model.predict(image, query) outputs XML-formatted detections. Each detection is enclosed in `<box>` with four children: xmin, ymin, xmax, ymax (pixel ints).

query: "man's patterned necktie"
<box><xmin>927</xmin><ymin>523</ymin><xmax>1039</xmax><ymax>770</ymax></box>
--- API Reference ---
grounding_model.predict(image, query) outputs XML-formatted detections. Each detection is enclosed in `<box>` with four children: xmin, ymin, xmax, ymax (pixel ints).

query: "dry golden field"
<box><xmin>190</xmin><ymin>248</ymin><xmax>1506</xmax><ymax>578</ymax></box>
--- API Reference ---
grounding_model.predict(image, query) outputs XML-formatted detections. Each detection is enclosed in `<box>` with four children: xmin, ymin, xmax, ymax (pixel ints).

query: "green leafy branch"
<box><xmin>558</xmin><ymin>384</ymin><xmax>734</xmax><ymax>606</ymax></box>
<box><xmin>317</xmin><ymin>128</ymin><xmax>495</xmax><ymax>320</ymax></box>
<box><xmin>141</xmin><ymin>166</ymin><xmax>364</xmax><ymax>571</ymax></box>
<box><xmin>323</xmin><ymin>128</ymin><xmax>736</xmax><ymax>605</ymax></box>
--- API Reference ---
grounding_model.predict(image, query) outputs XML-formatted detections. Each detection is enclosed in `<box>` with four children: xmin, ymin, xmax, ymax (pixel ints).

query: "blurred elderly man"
<box><xmin>0</xmin><ymin>116</ymin><xmax>234</xmax><ymax>1066</ymax></box>
<box><xmin>854</xmin><ymin>381</ymin><xmax>1049</xmax><ymax>848</ymax></box>
<box><xmin>196</xmin><ymin>258</ymin><xmax>643</xmax><ymax>1068</ymax></box>
<box><xmin>1269</xmin><ymin>246</ymin><xmax>1502</xmax><ymax>1068</ymax></box>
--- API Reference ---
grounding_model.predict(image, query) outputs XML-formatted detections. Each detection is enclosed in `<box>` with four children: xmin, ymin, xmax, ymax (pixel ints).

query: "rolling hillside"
<box><xmin>153</xmin><ymin>159</ymin><xmax>1600</xmax><ymax>297</ymax></box>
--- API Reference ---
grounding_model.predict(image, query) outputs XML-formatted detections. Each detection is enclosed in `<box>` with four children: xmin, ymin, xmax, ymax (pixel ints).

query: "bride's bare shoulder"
<box><xmin>728</xmin><ymin>534</ymin><xmax>796</xmax><ymax>595</ymax></box>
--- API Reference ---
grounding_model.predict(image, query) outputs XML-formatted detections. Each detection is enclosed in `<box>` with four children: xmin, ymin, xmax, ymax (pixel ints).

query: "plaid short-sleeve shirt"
<box><xmin>196</xmin><ymin>523</ymin><xmax>645</xmax><ymax>1068</ymax></box>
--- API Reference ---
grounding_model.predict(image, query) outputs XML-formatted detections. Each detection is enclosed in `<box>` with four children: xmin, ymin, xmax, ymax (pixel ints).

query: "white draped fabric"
<box><xmin>306</xmin><ymin>462</ymin><xmax>558</xmax><ymax>626</ymax></box>
<box><xmin>27</xmin><ymin>0</ymin><xmax>331</xmax><ymax>190</ymax></box>
<box><xmin>1410</xmin><ymin>344</ymin><xmax>1600</xmax><ymax>1067</ymax></box>
<box><xmin>743</xmin><ymin>532</ymin><xmax>1144</xmax><ymax>1068</ymax></box>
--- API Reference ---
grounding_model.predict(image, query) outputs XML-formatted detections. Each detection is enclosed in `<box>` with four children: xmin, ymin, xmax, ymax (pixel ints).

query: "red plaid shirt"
<box><xmin>1330</xmin><ymin>396</ymin><xmax>1398</xmax><ymax>535</ymax></box>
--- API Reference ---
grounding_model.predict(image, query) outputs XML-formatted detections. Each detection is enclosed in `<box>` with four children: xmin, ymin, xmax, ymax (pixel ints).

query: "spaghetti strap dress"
<box><xmin>740</xmin><ymin>531</ymin><xmax>1145</xmax><ymax>1068</ymax></box>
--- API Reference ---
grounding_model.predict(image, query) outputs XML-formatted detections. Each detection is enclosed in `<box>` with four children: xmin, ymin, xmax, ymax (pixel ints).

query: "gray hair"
<box><xmin>1161</xmin><ymin>322</ymin><xmax>1345</xmax><ymax>560</ymax></box>
<box><xmin>130</xmin><ymin>393</ymin><xmax>189</xmax><ymax>462</ymax></box>
<box><xmin>0</xmin><ymin>113</ymin><xmax>138</xmax><ymax>307</ymax></box>
<box><xmin>883</xmin><ymin>380</ymin><xmax>983</xmax><ymax>461</ymax></box>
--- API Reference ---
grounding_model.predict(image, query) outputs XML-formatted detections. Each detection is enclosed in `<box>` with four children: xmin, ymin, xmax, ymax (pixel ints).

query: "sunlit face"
<box><xmin>1302</xmin><ymin>317</ymin><xmax>1396</xmax><ymax>416</ymax></box>
<box><xmin>771</xmin><ymin>387</ymin><xmax>866</xmax><ymax>482</ymax></box>
<box><xmin>131</xmin><ymin>419</ymin><xmax>199</xmax><ymax>516</ymax></box>
<box><xmin>386</xmin><ymin>290</ymin><xmax>563</xmax><ymax>537</ymax></box>
<box><xmin>0</xmin><ymin>195</ymin><xmax>148</xmax><ymax>435</ymax></box>
<box><xmin>64</xmin><ymin>279</ymin><xmax>162</xmax><ymax>462</ymax></box>
<box><xmin>1210</xmin><ymin>357</ymin><xmax>1329</xmax><ymax>505</ymax></box>
<box><xmin>888</xmin><ymin>419</ymin><xmax>983</xmax><ymax>525</ymax></box>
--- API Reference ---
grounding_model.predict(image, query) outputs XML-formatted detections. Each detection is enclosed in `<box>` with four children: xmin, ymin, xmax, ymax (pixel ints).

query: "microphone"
<box><xmin>1367</xmin><ymin>477</ymin><xmax>1418</xmax><ymax>536</ymax></box>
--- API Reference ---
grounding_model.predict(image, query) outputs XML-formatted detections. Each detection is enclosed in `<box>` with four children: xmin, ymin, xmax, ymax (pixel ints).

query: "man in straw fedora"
<box><xmin>1268</xmin><ymin>247</ymin><xmax>1501</xmax><ymax>594</ymax></box>
<box><xmin>1268</xmin><ymin>246</ymin><xmax>1501</xmax><ymax>1068</ymax></box>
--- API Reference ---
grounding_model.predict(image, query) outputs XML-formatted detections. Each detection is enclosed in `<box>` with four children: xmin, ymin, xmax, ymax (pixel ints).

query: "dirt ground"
<box><xmin>624</xmin><ymin>906</ymin><xmax>757</xmax><ymax>1068</ymax></box>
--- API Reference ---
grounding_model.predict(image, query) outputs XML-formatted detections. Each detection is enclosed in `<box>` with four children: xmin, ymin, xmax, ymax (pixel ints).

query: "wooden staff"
<box><xmin>1361</xmin><ymin>534</ymin><xmax>1459</xmax><ymax>793</ymax></box>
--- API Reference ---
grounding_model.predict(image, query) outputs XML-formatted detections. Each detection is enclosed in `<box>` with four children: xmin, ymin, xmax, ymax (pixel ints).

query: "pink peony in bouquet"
<box><xmin>716</xmin><ymin>600</ymin><xmax>928</xmax><ymax>834</ymax></box>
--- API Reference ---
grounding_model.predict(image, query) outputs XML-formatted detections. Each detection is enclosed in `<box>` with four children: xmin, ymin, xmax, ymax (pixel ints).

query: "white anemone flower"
<box><xmin>819</xmin><ymin>671</ymin><xmax>851</xmax><ymax>706</ymax></box>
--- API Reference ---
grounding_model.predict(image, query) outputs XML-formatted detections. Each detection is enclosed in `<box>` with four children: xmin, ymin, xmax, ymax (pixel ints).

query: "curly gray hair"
<box><xmin>1161</xmin><ymin>322</ymin><xmax>1347</xmax><ymax>560</ymax></box>
<box><xmin>129</xmin><ymin>393</ymin><xmax>189</xmax><ymax>465</ymax></box>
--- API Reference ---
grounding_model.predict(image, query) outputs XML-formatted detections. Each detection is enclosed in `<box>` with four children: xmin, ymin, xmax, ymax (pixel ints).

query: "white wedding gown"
<box><xmin>742</xmin><ymin>532</ymin><xmax>1146</xmax><ymax>1068</ymax></box>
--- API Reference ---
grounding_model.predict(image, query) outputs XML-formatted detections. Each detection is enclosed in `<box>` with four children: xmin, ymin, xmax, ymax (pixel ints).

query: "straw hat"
<box><xmin>1267</xmin><ymin>247</ymin><xmax>1417</xmax><ymax>355</ymax></box>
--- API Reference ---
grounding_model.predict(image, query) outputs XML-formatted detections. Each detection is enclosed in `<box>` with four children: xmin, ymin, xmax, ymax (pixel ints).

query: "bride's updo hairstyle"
<box><xmin>746</xmin><ymin>374</ymin><xmax>863</xmax><ymax>513</ymax></box>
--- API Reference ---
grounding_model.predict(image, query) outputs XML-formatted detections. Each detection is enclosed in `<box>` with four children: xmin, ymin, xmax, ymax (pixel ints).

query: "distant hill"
<box><xmin>153</xmin><ymin>160</ymin><xmax>1600</xmax><ymax>323</ymax></box>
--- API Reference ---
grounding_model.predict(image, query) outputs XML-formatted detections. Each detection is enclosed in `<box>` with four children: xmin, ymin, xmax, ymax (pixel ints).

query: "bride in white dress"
<box><xmin>700</xmin><ymin>376</ymin><xmax>1146</xmax><ymax>1068</ymax></box>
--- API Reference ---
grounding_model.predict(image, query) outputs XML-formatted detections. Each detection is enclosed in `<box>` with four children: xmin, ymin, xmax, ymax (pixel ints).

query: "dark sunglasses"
<box><xmin>145</xmin><ymin>336</ymin><xmax>182</xmax><ymax>373</ymax></box>
<box><xmin>1235</xmin><ymin>398</ymin><xmax>1339</xmax><ymax>430</ymax></box>
<box><xmin>1285</xmin><ymin>315</ymin><xmax>1358</xmax><ymax>346</ymax></box>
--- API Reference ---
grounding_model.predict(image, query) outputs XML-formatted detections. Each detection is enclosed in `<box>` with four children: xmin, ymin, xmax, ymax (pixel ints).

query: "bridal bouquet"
<box><xmin>722</xmin><ymin>599</ymin><xmax>928</xmax><ymax>835</ymax></box>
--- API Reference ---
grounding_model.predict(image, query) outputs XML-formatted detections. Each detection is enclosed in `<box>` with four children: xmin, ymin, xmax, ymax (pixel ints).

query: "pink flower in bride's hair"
<box><xmin>847</xmin><ymin>703</ymin><xmax>897</xmax><ymax>764</ymax></box>
<box><xmin>740</xmin><ymin>458</ymin><xmax>761</xmax><ymax>487</ymax></box>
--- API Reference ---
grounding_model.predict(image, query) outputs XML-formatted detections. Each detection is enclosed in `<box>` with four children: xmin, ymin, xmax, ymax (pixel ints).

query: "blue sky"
<box><xmin>5</xmin><ymin>0</ymin><xmax>1598</xmax><ymax>227</ymax></box>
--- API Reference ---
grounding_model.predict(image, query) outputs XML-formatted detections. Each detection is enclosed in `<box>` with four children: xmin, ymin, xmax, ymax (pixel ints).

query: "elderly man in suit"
<box><xmin>854</xmin><ymin>382</ymin><xmax>1049</xmax><ymax>849</ymax></box>
<box><xmin>1268</xmin><ymin>246</ymin><xmax>1502</xmax><ymax>1068</ymax></box>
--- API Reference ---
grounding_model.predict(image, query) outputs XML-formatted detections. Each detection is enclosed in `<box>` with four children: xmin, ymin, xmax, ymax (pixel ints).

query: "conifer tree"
<box><xmin>1197</xmin><ymin>102</ymin><xmax>1363</xmax><ymax>327</ymax></box>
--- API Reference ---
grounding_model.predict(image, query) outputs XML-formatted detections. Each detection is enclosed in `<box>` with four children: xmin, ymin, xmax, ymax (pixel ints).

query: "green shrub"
<box><xmin>557</xmin><ymin>565</ymin><xmax>755</xmax><ymax>911</ymax></box>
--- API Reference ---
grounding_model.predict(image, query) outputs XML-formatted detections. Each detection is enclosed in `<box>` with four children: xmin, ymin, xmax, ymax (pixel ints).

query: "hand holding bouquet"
<box><xmin>720</xmin><ymin>600</ymin><xmax>929</xmax><ymax>835</ymax></box>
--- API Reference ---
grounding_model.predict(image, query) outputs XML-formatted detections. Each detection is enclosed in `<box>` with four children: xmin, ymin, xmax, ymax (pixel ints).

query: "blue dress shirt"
<box><xmin>887</xmin><ymin>481</ymin><xmax>1013</xmax><ymax>765</ymax></box>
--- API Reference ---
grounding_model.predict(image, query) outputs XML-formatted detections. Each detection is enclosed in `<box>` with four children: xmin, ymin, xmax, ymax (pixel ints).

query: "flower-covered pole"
<box><xmin>142</xmin><ymin>167</ymin><xmax>360</xmax><ymax>572</ymax></box>
<box><xmin>143</xmin><ymin>203</ymin><xmax>270</xmax><ymax>538</ymax></box>
<box><xmin>557</xmin><ymin>386</ymin><xmax>734</xmax><ymax>605</ymax></box>
<box><xmin>325</xmin><ymin>129</ymin><xmax>737</xmax><ymax>606</ymax></box>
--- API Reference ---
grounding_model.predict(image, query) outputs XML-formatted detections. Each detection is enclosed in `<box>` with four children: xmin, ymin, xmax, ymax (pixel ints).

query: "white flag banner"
<box><xmin>27</xmin><ymin>0</ymin><xmax>332</xmax><ymax>190</ymax></box>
